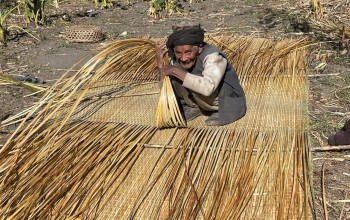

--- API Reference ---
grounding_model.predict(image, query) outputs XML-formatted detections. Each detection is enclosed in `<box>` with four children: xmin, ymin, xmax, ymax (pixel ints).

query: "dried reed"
<box><xmin>0</xmin><ymin>73</ymin><xmax>47</xmax><ymax>93</ymax></box>
<box><xmin>309</xmin><ymin>19</ymin><xmax>350</xmax><ymax>40</ymax></box>
<box><xmin>0</xmin><ymin>36</ymin><xmax>313</xmax><ymax>219</ymax></box>
<box><xmin>156</xmin><ymin>76</ymin><xmax>186</xmax><ymax>128</ymax></box>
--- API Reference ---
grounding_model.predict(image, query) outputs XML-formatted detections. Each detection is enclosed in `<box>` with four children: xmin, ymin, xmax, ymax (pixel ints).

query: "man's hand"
<box><xmin>156</xmin><ymin>43</ymin><xmax>186</xmax><ymax>81</ymax></box>
<box><xmin>159</xmin><ymin>65</ymin><xmax>186</xmax><ymax>81</ymax></box>
<box><xmin>155</xmin><ymin>43</ymin><xmax>168</xmax><ymax>70</ymax></box>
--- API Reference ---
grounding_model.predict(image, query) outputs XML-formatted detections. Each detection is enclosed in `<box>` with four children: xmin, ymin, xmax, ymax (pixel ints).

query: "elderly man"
<box><xmin>156</xmin><ymin>24</ymin><xmax>246</xmax><ymax>126</ymax></box>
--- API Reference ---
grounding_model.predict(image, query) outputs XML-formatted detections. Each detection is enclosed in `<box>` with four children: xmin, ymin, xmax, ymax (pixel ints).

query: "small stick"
<box><xmin>312</xmin><ymin>157</ymin><xmax>346</xmax><ymax>161</ymax></box>
<box><xmin>338</xmin><ymin>192</ymin><xmax>348</xmax><ymax>220</ymax></box>
<box><xmin>331</xmin><ymin>199</ymin><xmax>350</xmax><ymax>203</ymax></box>
<box><xmin>312</xmin><ymin>145</ymin><xmax>350</xmax><ymax>152</ymax></box>
<box><xmin>1</xmin><ymin>69</ymin><xmax>13</xmax><ymax>72</ymax></box>
<box><xmin>322</xmin><ymin>163</ymin><xmax>329</xmax><ymax>220</ymax></box>
<box><xmin>307</xmin><ymin>73</ymin><xmax>340</xmax><ymax>77</ymax></box>
<box><xmin>56</xmin><ymin>69</ymin><xmax>79</xmax><ymax>72</ymax></box>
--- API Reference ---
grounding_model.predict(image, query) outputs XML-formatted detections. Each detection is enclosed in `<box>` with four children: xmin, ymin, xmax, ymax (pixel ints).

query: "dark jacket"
<box><xmin>328</xmin><ymin>119</ymin><xmax>350</xmax><ymax>146</ymax></box>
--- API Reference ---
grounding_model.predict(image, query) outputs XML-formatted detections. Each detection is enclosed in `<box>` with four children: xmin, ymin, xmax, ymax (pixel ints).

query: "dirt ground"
<box><xmin>0</xmin><ymin>0</ymin><xmax>349</xmax><ymax>219</ymax></box>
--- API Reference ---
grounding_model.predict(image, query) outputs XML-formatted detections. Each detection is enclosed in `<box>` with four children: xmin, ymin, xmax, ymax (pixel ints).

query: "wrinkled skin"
<box><xmin>174</xmin><ymin>45</ymin><xmax>203</xmax><ymax>70</ymax></box>
<box><xmin>155</xmin><ymin>43</ymin><xmax>203</xmax><ymax>80</ymax></box>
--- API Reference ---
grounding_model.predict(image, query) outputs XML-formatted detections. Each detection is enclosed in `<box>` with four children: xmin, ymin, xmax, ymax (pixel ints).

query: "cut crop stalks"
<box><xmin>310</xmin><ymin>0</ymin><xmax>324</xmax><ymax>19</ymax></box>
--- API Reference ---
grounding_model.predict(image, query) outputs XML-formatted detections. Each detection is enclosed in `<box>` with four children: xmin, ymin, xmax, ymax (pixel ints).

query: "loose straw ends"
<box><xmin>156</xmin><ymin>76</ymin><xmax>186</xmax><ymax>128</ymax></box>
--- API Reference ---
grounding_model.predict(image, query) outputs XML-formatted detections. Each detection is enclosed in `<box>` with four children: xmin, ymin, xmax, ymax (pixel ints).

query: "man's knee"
<box><xmin>170</xmin><ymin>78</ymin><xmax>197</xmax><ymax>107</ymax></box>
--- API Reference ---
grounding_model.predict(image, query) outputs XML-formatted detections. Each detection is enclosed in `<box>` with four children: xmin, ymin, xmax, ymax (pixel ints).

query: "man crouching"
<box><xmin>156</xmin><ymin>23</ymin><xmax>246</xmax><ymax>126</ymax></box>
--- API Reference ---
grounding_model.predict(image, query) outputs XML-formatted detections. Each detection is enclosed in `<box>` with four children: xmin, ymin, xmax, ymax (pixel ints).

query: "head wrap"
<box><xmin>166</xmin><ymin>26</ymin><xmax>205</xmax><ymax>49</ymax></box>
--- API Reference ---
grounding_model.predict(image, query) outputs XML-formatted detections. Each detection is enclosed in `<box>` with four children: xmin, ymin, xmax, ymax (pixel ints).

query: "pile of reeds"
<box><xmin>309</xmin><ymin>19</ymin><xmax>350</xmax><ymax>40</ymax></box>
<box><xmin>307</xmin><ymin>0</ymin><xmax>350</xmax><ymax>44</ymax></box>
<box><xmin>0</xmin><ymin>36</ymin><xmax>314</xmax><ymax>219</ymax></box>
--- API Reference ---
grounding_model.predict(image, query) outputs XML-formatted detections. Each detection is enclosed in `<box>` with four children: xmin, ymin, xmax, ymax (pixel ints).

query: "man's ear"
<box><xmin>198</xmin><ymin>46</ymin><xmax>203</xmax><ymax>54</ymax></box>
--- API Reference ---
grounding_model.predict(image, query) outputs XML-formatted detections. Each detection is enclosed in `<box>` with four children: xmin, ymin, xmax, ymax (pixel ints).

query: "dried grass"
<box><xmin>309</xmin><ymin>19</ymin><xmax>350</xmax><ymax>40</ymax></box>
<box><xmin>306</xmin><ymin>0</ymin><xmax>350</xmax><ymax>47</ymax></box>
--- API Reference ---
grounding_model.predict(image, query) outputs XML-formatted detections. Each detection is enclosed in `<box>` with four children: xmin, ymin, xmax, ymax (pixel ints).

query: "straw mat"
<box><xmin>0</xmin><ymin>36</ymin><xmax>313</xmax><ymax>219</ymax></box>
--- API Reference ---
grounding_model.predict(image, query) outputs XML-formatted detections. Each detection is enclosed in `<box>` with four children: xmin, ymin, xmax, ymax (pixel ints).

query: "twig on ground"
<box><xmin>338</xmin><ymin>192</ymin><xmax>348</xmax><ymax>220</ymax></box>
<box><xmin>308</xmin><ymin>73</ymin><xmax>340</xmax><ymax>77</ymax></box>
<box><xmin>311</xmin><ymin>132</ymin><xmax>324</xmax><ymax>148</ymax></box>
<box><xmin>313</xmin><ymin>145</ymin><xmax>350</xmax><ymax>152</ymax></box>
<box><xmin>331</xmin><ymin>199</ymin><xmax>350</xmax><ymax>203</ymax></box>
<box><xmin>322</xmin><ymin>162</ymin><xmax>329</xmax><ymax>220</ymax></box>
<box><xmin>312</xmin><ymin>157</ymin><xmax>346</xmax><ymax>161</ymax></box>
<box><xmin>329</xmin><ymin>112</ymin><xmax>350</xmax><ymax>117</ymax></box>
<box><xmin>56</xmin><ymin>69</ymin><xmax>79</xmax><ymax>72</ymax></box>
<box><xmin>335</xmin><ymin>85</ymin><xmax>350</xmax><ymax>100</ymax></box>
<box><xmin>328</xmin><ymin>186</ymin><xmax>350</xmax><ymax>191</ymax></box>
<box><xmin>208</xmin><ymin>13</ymin><xmax>232</xmax><ymax>17</ymax></box>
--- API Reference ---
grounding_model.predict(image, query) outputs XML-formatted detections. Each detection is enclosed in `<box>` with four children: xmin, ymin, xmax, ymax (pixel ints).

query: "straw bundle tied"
<box><xmin>0</xmin><ymin>36</ymin><xmax>314</xmax><ymax>219</ymax></box>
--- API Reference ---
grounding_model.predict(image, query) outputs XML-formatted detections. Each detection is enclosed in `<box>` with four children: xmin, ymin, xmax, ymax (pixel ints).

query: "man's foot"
<box><xmin>205</xmin><ymin>112</ymin><xmax>220</xmax><ymax>126</ymax></box>
<box><xmin>183</xmin><ymin>105</ymin><xmax>202</xmax><ymax>121</ymax></box>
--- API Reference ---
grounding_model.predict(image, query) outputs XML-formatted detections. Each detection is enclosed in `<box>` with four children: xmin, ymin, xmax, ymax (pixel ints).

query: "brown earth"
<box><xmin>0</xmin><ymin>0</ymin><xmax>349</xmax><ymax>219</ymax></box>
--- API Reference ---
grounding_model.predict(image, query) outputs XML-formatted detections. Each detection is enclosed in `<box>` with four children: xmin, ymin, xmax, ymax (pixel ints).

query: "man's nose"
<box><xmin>180</xmin><ymin>54</ymin><xmax>188</xmax><ymax>62</ymax></box>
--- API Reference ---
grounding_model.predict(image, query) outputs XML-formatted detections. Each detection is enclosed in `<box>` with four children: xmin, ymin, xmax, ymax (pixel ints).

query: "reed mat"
<box><xmin>0</xmin><ymin>36</ymin><xmax>314</xmax><ymax>219</ymax></box>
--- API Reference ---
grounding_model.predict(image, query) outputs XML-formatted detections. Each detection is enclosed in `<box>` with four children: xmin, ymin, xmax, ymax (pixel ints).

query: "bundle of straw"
<box><xmin>156</xmin><ymin>76</ymin><xmax>186</xmax><ymax>128</ymax></box>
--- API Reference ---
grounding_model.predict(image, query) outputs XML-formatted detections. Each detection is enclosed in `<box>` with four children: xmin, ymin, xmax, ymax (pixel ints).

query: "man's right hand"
<box><xmin>159</xmin><ymin>65</ymin><xmax>186</xmax><ymax>81</ymax></box>
<box><xmin>155</xmin><ymin>43</ymin><xmax>168</xmax><ymax>70</ymax></box>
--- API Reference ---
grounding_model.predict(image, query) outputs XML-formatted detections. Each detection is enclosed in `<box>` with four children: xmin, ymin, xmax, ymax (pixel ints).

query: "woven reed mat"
<box><xmin>69</xmin><ymin>75</ymin><xmax>309</xmax><ymax>220</ymax></box>
<box><xmin>0</xmin><ymin>36</ymin><xmax>313</xmax><ymax>219</ymax></box>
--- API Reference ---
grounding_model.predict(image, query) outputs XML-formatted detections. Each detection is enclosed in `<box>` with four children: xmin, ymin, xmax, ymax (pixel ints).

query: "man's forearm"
<box><xmin>160</xmin><ymin>65</ymin><xmax>187</xmax><ymax>81</ymax></box>
<box><xmin>169</xmin><ymin>68</ymin><xmax>186</xmax><ymax>81</ymax></box>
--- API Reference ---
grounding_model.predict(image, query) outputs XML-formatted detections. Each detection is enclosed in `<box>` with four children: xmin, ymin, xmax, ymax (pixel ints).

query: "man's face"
<box><xmin>174</xmin><ymin>45</ymin><xmax>203</xmax><ymax>70</ymax></box>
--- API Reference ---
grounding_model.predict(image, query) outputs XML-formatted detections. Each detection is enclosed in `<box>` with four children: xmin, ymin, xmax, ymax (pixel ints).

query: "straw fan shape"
<box><xmin>156</xmin><ymin>75</ymin><xmax>186</xmax><ymax>128</ymax></box>
<box><xmin>0</xmin><ymin>36</ymin><xmax>314</xmax><ymax>219</ymax></box>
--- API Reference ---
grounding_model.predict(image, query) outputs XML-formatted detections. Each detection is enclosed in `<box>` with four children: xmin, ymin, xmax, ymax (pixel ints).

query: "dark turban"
<box><xmin>166</xmin><ymin>27</ymin><xmax>205</xmax><ymax>49</ymax></box>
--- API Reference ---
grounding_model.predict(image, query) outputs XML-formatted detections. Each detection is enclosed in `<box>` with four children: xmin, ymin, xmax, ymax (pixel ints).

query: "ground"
<box><xmin>0</xmin><ymin>0</ymin><xmax>349</xmax><ymax>219</ymax></box>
